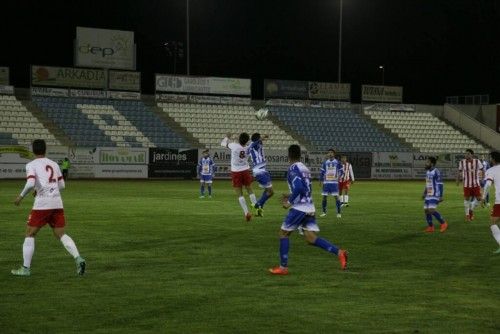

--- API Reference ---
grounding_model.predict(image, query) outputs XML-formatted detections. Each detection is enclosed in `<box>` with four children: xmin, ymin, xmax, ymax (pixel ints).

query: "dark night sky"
<box><xmin>1</xmin><ymin>0</ymin><xmax>498</xmax><ymax>103</ymax></box>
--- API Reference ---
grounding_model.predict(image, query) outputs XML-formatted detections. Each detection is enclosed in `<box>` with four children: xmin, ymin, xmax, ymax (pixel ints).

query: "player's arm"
<box><xmin>286</xmin><ymin>176</ymin><xmax>306</xmax><ymax>205</ymax></box>
<box><xmin>221</xmin><ymin>133</ymin><xmax>233</xmax><ymax>148</ymax></box>
<box><xmin>15</xmin><ymin>177</ymin><xmax>35</xmax><ymax>206</ymax></box>
<box><xmin>319</xmin><ymin>163</ymin><xmax>325</xmax><ymax>184</ymax></box>
<box><xmin>456</xmin><ymin>164</ymin><xmax>462</xmax><ymax>185</ymax></box>
<box><xmin>436</xmin><ymin>171</ymin><xmax>444</xmax><ymax>201</ymax></box>
<box><xmin>349</xmin><ymin>165</ymin><xmax>355</xmax><ymax>183</ymax></box>
<box><xmin>481</xmin><ymin>178</ymin><xmax>492</xmax><ymax>207</ymax></box>
<box><xmin>55</xmin><ymin>165</ymin><xmax>65</xmax><ymax>190</ymax></box>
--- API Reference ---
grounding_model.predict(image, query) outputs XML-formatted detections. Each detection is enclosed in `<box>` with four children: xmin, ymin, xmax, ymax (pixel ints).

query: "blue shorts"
<box><xmin>254</xmin><ymin>171</ymin><xmax>272</xmax><ymax>188</ymax></box>
<box><xmin>424</xmin><ymin>198</ymin><xmax>439</xmax><ymax>209</ymax></box>
<box><xmin>480</xmin><ymin>180</ymin><xmax>486</xmax><ymax>188</ymax></box>
<box><xmin>280</xmin><ymin>209</ymin><xmax>320</xmax><ymax>232</ymax></box>
<box><xmin>200</xmin><ymin>175</ymin><xmax>213</xmax><ymax>183</ymax></box>
<box><xmin>322</xmin><ymin>183</ymin><xmax>339</xmax><ymax>196</ymax></box>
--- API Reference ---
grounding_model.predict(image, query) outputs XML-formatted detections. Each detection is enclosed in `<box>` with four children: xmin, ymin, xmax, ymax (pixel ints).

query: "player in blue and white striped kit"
<box><xmin>268</xmin><ymin>145</ymin><xmax>348</xmax><ymax>275</ymax></box>
<box><xmin>197</xmin><ymin>149</ymin><xmax>215</xmax><ymax>198</ymax></box>
<box><xmin>249</xmin><ymin>133</ymin><xmax>274</xmax><ymax>216</ymax></box>
<box><xmin>319</xmin><ymin>149</ymin><xmax>344</xmax><ymax>218</ymax></box>
<box><xmin>423</xmin><ymin>157</ymin><xmax>448</xmax><ymax>233</ymax></box>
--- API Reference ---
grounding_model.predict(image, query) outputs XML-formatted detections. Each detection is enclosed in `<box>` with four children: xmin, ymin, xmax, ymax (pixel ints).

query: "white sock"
<box><xmin>345</xmin><ymin>195</ymin><xmax>349</xmax><ymax>203</ymax></box>
<box><xmin>491</xmin><ymin>225</ymin><xmax>500</xmax><ymax>246</ymax></box>
<box><xmin>470</xmin><ymin>199</ymin><xmax>479</xmax><ymax>211</ymax></box>
<box><xmin>238</xmin><ymin>196</ymin><xmax>249</xmax><ymax>215</ymax></box>
<box><xmin>60</xmin><ymin>234</ymin><xmax>80</xmax><ymax>258</ymax></box>
<box><xmin>249</xmin><ymin>193</ymin><xmax>257</xmax><ymax>205</ymax></box>
<box><xmin>464</xmin><ymin>200</ymin><xmax>470</xmax><ymax>215</ymax></box>
<box><xmin>23</xmin><ymin>237</ymin><xmax>35</xmax><ymax>268</ymax></box>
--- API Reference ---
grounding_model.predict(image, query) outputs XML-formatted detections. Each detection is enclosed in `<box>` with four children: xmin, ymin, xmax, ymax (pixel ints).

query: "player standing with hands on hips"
<box><xmin>11</xmin><ymin>139</ymin><xmax>86</xmax><ymax>277</ymax></box>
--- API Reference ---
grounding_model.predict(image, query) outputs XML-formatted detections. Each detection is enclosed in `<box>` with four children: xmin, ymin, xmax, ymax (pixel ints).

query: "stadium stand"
<box><xmin>158</xmin><ymin>102</ymin><xmax>297</xmax><ymax>149</ymax></box>
<box><xmin>0</xmin><ymin>95</ymin><xmax>60</xmax><ymax>146</ymax></box>
<box><xmin>365</xmin><ymin>110</ymin><xmax>489</xmax><ymax>153</ymax></box>
<box><xmin>269</xmin><ymin>106</ymin><xmax>412</xmax><ymax>152</ymax></box>
<box><xmin>33</xmin><ymin>97</ymin><xmax>191</xmax><ymax>148</ymax></box>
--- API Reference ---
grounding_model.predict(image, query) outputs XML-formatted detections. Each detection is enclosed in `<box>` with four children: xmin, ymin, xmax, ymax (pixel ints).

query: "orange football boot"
<box><xmin>424</xmin><ymin>226</ymin><xmax>435</xmax><ymax>233</ymax></box>
<box><xmin>268</xmin><ymin>266</ymin><xmax>289</xmax><ymax>275</ymax></box>
<box><xmin>338</xmin><ymin>249</ymin><xmax>348</xmax><ymax>270</ymax></box>
<box><xmin>245</xmin><ymin>212</ymin><xmax>252</xmax><ymax>222</ymax></box>
<box><xmin>440</xmin><ymin>222</ymin><xmax>448</xmax><ymax>233</ymax></box>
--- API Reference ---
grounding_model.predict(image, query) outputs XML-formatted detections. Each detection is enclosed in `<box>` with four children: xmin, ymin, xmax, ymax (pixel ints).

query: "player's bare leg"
<box><xmin>53</xmin><ymin>227</ymin><xmax>86</xmax><ymax>275</ymax></box>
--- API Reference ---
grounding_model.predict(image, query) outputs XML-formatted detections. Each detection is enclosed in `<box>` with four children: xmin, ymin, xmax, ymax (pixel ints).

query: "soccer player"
<box><xmin>319</xmin><ymin>149</ymin><xmax>344</xmax><ymax>218</ymax></box>
<box><xmin>456</xmin><ymin>149</ymin><xmax>483</xmax><ymax>221</ymax></box>
<box><xmin>248</xmin><ymin>133</ymin><xmax>274</xmax><ymax>216</ymax></box>
<box><xmin>481</xmin><ymin>154</ymin><xmax>491</xmax><ymax>207</ymax></box>
<box><xmin>268</xmin><ymin>144</ymin><xmax>348</xmax><ymax>275</ymax></box>
<box><xmin>61</xmin><ymin>157</ymin><xmax>70</xmax><ymax>181</ymax></box>
<box><xmin>422</xmin><ymin>157</ymin><xmax>448</xmax><ymax>233</ymax></box>
<box><xmin>11</xmin><ymin>139</ymin><xmax>86</xmax><ymax>277</ymax></box>
<box><xmin>221</xmin><ymin>133</ymin><xmax>257</xmax><ymax>221</ymax></box>
<box><xmin>197</xmin><ymin>149</ymin><xmax>215</xmax><ymax>198</ymax></box>
<box><xmin>339</xmin><ymin>155</ymin><xmax>354</xmax><ymax>207</ymax></box>
<box><xmin>481</xmin><ymin>151</ymin><xmax>500</xmax><ymax>254</ymax></box>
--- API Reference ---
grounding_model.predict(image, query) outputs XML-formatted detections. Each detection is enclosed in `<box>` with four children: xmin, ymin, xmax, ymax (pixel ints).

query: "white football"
<box><xmin>255</xmin><ymin>108</ymin><xmax>269</xmax><ymax>120</ymax></box>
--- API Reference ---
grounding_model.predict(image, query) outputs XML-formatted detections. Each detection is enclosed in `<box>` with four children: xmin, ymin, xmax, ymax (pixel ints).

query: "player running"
<box><xmin>248</xmin><ymin>133</ymin><xmax>274</xmax><ymax>217</ymax></box>
<box><xmin>197</xmin><ymin>149</ymin><xmax>215</xmax><ymax>198</ymax></box>
<box><xmin>268</xmin><ymin>144</ymin><xmax>348</xmax><ymax>275</ymax></box>
<box><xmin>221</xmin><ymin>133</ymin><xmax>257</xmax><ymax>221</ymax></box>
<box><xmin>456</xmin><ymin>149</ymin><xmax>484</xmax><ymax>221</ymax></box>
<box><xmin>319</xmin><ymin>149</ymin><xmax>344</xmax><ymax>218</ymax></box>
<box><xmin>339</xmin><ymin>155</ymin><xmax>354</xmax><ymax>207</ymax></box>
<box><xmin>481</xmin><ymin>151</ymin><xmax>500</xmax><ymax>254</ymax></box>
<box><xmin>422</xmin><ymin>157</ymin><xmax>448</xmax><ymax>233</ymax></box>
<box><xmin>11</xmin><ymin>139</ymin><xmax>85</xmax><ymax>277</ymax></box>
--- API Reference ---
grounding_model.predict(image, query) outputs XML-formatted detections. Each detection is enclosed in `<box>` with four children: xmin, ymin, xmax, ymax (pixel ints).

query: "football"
<box><xmin>255</xmin><ymin>108</ymin><xmax>269</xmax><ymax>120</ymax></box>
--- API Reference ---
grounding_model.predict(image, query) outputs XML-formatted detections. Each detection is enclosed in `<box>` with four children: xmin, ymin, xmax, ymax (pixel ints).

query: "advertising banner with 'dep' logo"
<box><xmin>75</xmin><ymin>27</ymin><xmax>136</xmax><ymax>70</ymax></box>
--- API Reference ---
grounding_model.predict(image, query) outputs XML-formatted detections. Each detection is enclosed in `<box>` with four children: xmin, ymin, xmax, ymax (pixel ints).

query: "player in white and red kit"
<box><xmin>221</xmin><ymin>132</ymin><xmax>257</xmax><ymax>221</ymax></box>
<box><xmin>11</xmin><ymin>139</ymin><xmax>85</xmax><ymax>276</ymax></box>
<box><xmin>481</xmin><ymin>151</ymin><xmax>500</xmax><ymax>254</ymax></box>
<box><xmin>456</xmin><ymin>149</ymin><xmax>483</xmax><ymax>221</ymax></box>
<box><xmin>339</xmin><ymin>155</ymin><xmax>355</xmax><ymax>207</ymax></box>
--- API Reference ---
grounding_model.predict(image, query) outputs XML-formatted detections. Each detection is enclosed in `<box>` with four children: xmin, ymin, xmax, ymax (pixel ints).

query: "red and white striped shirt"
<box><xmin>458</xmin><ymin>158</ymin><xmax>483</xmax><ymax>188</ymax></box>
<box><xmin>341</xmin><ymin>162</ymin><xmax>355</xmax><ymax>182</ymax></box>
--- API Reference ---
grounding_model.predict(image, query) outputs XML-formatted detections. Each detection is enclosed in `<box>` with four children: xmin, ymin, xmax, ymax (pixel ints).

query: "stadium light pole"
<box><xmin>379</xmin><ymin>65</ymin><xmax>385</xmax><ymax>86</ymax></box>
<box><xmin>186</xmin><ymin>0</ymin><xmax>190</xmax><ymax>75</ymax></box>
<box><xmin>338</xmin><ymin>0</ymin><xmax>343</xmax><ymax>84</ymax></box>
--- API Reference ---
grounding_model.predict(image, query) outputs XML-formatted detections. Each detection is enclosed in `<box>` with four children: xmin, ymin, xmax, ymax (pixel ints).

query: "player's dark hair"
<box><xmin>428</xmin><ymin>156</ymin><xmax>437</xmax><ymax>165</ymax></box>
<box><xmin>328</xmin><ymin>148</ymin><xmax>335</xmax><ymax>154</ymax></box>
<box><xmin>466</xmin><ymin>149</ymin><xmax>474</xmax><ymax>155</ymax></box>
<box><xmin>490</xmin><ymin>151</ymin><xmax>500</xmax><ymax>164</ymax></box>
<box><xmin>288</xmin><ymin>144</ymin><xmax>301</xmax><ymax>160</ymax></box>
<box><xmin>251</xmin><ymin>133</ymin><xmax>261</xmax><ymax>142</ymax></box>
<box><xmin>239</xmin><ymin>132</ymin><xmax>250</xmax><ymax>146</ymax></box>
<box><xmin>32</xmin><ymin>139</ymin><xmax>46</xmax><ymax>155</ymax></box>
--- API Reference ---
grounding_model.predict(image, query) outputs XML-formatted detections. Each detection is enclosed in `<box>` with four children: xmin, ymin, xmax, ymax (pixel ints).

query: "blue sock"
<box><xmin>208</xmin><ymin>185</ymin><xmax>212</xmax><ymax>195</ymax></box>
<box><xmin>432</xmin><ymin>211</ymin><xmax>445</xmax><ymax>224</ymax></box>
<box><xmin>280</xmin><ymin>238</ymin><xmax>289</xmax><ymax>267</ymax></box>
<box><xmin>257</xmin><ymin>190</ymin><xmax>270</xmax><ymax>208</ymax></box>
<box><xmin>313</xmin><ymin>237</ymin><xmax>339</xmax><ymax>255</ymax></box>
<box><xmin>322</xmin><ymin>197</ymin><xmax>327</xmax><ymax>213</ymax></box>
<box><xmin>200</xmin><ymin>184</ymin><xmax>205</xmax><ymax>196</ymax></box>
<box><xmin>336</xmin><ymin>198</ymin><xmax>341</xmax><ymax>214</ymax></box>
<box><xmin>426</xmin><ymin>213</ymin><xmax>433</xmax><ymax>227</ymax></box>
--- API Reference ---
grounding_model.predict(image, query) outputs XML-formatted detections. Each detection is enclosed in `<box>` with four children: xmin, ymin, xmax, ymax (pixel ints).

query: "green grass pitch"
<box><xmin>0</xmin><ymin>179</ymin><xmax>499</xmax><ymax>333</ymax></box>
